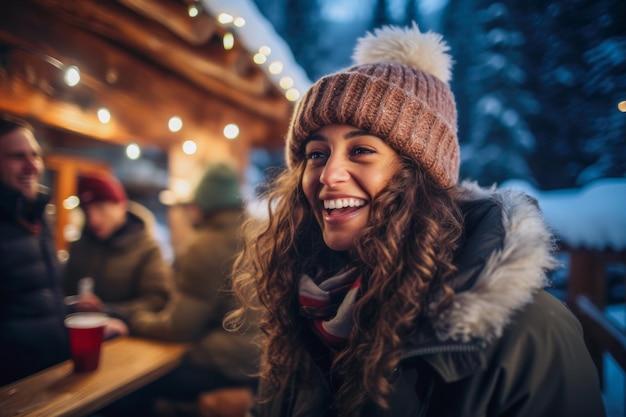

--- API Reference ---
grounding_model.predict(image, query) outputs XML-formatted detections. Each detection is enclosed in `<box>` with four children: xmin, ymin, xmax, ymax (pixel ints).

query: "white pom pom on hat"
<box><xmin>352</xmin><ymin>22</ymin><xmax>453</xmax><ymax>85</ymax></box>
<box><xmin>286</xmin><ymin>22</ymin><xmax>460</xmax><ymax>189</ymax></box>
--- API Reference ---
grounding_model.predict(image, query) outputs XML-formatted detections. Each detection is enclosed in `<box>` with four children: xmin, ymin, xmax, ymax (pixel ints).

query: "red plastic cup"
<box><xmin>64</xmin><ymin>313</ymin><xmax>109</xmax><ymax>372</ymax></box>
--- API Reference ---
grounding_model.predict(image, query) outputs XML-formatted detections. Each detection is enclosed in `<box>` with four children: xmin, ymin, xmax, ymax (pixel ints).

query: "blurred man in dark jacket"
<box><xmin>0</xmin><ymin>114</ymin><xmax>69</xmax><ymax>385</ymax></box>
<box><xmin>0</xmin><ymin>115</ymin><xmax>127</xmax><ymax>386</ymax></box>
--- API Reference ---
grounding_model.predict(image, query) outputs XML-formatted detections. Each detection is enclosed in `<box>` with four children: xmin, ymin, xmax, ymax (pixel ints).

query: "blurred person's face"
<box><xmin>0</xmin><ymin>127</ymin><xmax>44</xmax><ymax>201</ymax></box>
<box><xmin>83</xmin><ymin>200</ymin><xmax>127</xmax><ymax>240</ymax></box>
<box><xmin>302</xmin><ymin>124</ymin><xmax>401</xmax><ymax>252</ymax></box>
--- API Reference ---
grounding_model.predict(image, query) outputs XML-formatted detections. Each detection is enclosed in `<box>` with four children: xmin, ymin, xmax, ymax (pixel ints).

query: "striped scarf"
<box><xmin>298</xmin><ymin>266</ymin><xmax>361</xmax><ymax>351</ymax></box>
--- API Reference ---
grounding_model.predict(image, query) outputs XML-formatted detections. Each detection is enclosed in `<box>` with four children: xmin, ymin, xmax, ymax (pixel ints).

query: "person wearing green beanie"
<box><xmin>190</xmin><ymin>161</ymin><xmax>243</xmax><ymax>216</ymax></box>
<box><xmin>117</xmin><ymin>161</ymin><xmax>260</xmax><ymax>417</ymax></box>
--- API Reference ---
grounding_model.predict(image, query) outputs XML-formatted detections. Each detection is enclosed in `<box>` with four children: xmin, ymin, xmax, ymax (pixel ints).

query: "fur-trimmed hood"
<box><xmin>426</xmin><ymin>181</ymin><xmax>560</xmax><ymax>345</ymax></box>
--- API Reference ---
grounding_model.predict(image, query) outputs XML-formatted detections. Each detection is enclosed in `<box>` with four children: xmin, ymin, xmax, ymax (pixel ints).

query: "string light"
<box><xmin>279</xmin><ymin>76</ymin><xmax>294</xmax><ymax>89</ymax></box>
<box><xmin>223</xmin><ymin>123</ymin><xmax>239</xmax><ymax>139</ymax></box>
<box><xmin>126</xmin><ymin>143</ymin><xmax>141</xmax><ymax>159</ymax></box>
<box><xmin>253</xmin><ymin>53</ymin><xmax>267</xmax><ymax>65</ymax></box>
<box><xmin>217</xmin><ymin>13</ymin><xmax>233</xmax><ymax>24</ymax></box>
<box><xmin>182</xmin><ymin>140</ymin><xmax>197</xmax><ymax>155</ymax></box>
<box><xmin>63</xmin><ymin>65</ymin><xmax>80</xmax><ymax>87</ymax></box>
<box><xmin>268</xmin><ymin>61</ymin><xmax>283</xmax><ymax>75</ymax></box>
<box><xmin>168</xmin><ymin>116</ymin><xmax>183</xmax><ymax>132</ymax></box>
<box><xmin>97</xmin><ymin>107</ymin><xmax>111</xmax><ymax>124</ymax></box>
<box><xmin>63</xmin><ymin>196</ymin><xmax>80</xmax><ymax>210</ymax></box>
<box><xmin>285</xmin><ymin>88</ymin><xmax>300</xmax><ymax>102</ymax></box>
<box><xmin>188</xmin><ymin>3</ymin><xmax>201</xmax><ymax>18</ymax></box>
<box><xmin>2</xmin><ymin>43</ymin><xmax>82</xmax><ymax>89</ymax></box>
<box><xmin>223</xmin><ymin>32</ymin><xmax>234</xmax><ymax>50</ymax></box>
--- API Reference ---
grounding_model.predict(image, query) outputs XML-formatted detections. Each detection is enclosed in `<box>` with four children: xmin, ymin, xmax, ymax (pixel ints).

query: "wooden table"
<box><xmin>0</xmin><ymin>336</ymin><xmax>187</xmax><ymax>417</ymax></box>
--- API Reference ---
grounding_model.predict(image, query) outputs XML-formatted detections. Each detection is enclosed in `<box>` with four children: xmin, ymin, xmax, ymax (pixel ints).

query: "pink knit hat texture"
<box><xmin>286</xmin><ymin>23</ymin><xmax>460</xmax><ymax>188</ymax></box>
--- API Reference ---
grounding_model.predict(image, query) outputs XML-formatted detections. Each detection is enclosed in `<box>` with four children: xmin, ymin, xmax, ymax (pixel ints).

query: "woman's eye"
<box><xmin>351</xmin><ymin>146</ymin><xmax>375</xmax><ymax>156</ymax></box>
<box><xmin>305</xmin><ymin>151</ymin><xmax>326</xmax><ymax>160</ymax></box>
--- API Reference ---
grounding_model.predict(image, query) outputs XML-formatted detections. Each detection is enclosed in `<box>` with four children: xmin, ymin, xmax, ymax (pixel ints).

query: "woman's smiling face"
<box><xmin>302</xmin><ymin>124</ymin><xmax>401</xmax><ymax>252</ymax></box>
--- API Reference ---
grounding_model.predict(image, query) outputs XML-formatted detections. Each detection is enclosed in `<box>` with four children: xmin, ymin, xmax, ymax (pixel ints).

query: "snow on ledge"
<box><xmin>500</xmin><ymin>178</ymin><xmax>626</xmax><ymax>251</ymax></box>
<box><xmin>201</xmin><ymin>0</ymin><xmax>312</xmax><ymax>97</ymax></box>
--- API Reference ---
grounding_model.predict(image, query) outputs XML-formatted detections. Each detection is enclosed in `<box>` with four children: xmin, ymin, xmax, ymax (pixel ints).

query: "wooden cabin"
<box><xmin>0</xmin><ymin>0</ymin><xmax>300</xmax><ymax>255</ymax></box>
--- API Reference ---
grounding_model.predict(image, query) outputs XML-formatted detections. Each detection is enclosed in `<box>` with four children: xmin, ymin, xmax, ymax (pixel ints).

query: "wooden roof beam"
<box><xmin>34</xmin><ymin>0</ymin><xmax>290</xmax><ymax>120</ymax></box>
<box><xmin>118</xmin><ymin>0</ymin><xmax>217</xmax><ymax>46</ymax></box>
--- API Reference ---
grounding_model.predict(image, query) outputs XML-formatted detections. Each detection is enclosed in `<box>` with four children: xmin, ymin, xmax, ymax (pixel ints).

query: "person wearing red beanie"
<box><xmin>64</xmin><ymin>170</ymin><xmax>172</xmax><ymax>326</ymax></box>
<box><xmin>75</xmin><ymin>171</ymin><xmax>128</xmax><ymax>240</ymax></box>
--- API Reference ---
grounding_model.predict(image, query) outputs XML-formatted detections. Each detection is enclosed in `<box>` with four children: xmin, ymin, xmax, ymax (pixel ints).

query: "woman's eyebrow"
<box><xmin>306</xmin><ymin>133</ymin><xmax>326</xmax><ymax>143</ymax></box>
<box><xmin>343</xmin><ymin>129</ymin><xmax>371</xmax><ymax>139</ymax></box>
<box><xmin>307</xmin><ymin>129</ymin><xmax>373</xmax><ymax>143</ymax></box>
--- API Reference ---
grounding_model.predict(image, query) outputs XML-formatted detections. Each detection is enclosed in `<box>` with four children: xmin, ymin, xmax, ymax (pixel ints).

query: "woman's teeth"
<box><xmin>323</xmin><ymin>198</ymin><xmax>366</xmax><ymax>210</ymax></box>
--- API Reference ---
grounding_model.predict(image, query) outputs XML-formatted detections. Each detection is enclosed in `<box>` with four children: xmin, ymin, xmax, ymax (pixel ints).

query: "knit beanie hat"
<box><xmin>286</xmin><ymin>23</ymin><xmax>460</xmax><ymax>189</ymax></box>
<box><xmin>192</xmin><ymin>162</ymin><xmax>242</xmax><ymax>213</ymax></box>
<box><xmin>78</xmin><ymin>171</ymin><xmax>127</xmax><ymax>206</ymax></box>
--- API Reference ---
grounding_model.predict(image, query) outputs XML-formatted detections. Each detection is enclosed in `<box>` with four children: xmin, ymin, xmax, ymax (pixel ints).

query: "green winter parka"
<box><xmin>64</xmin><ymin>203</ymin><xmax>172</xmax><ymax>321</ymax></box>
<box><xmin>130</xmin><ymin>209</ymin><xmax>261</xmax><ymax>383</ymax></box>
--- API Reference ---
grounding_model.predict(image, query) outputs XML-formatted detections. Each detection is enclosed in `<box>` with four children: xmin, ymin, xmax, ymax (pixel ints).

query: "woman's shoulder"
<box><xmin>507</xmin><ymin>290</ymin><xmax>582</xmax><ymax>342</ymax></box>
<box><xmin>493</xmin><ymin>290</ymin><xmax>586</xmax><ymax>363</ymax></box>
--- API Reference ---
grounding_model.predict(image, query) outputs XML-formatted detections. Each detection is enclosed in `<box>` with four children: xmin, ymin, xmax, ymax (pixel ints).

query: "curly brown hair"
<box><xmin>225</xmin><ymin>155</ymin><xmax>464</xmax><ymax>416</ymax></box>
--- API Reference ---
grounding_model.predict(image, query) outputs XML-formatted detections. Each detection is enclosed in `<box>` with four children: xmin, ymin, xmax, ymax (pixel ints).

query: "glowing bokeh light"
<box><xmin>97</xmin><ymin>108</ymin><xmax>111</xmax><ymax>124</ymax></box>
<box><xmin>223</xmin><ymin>32</ymin><xmax>234</xmax><ymax>50</ymax></box>
<box><xmin>64</xmin><ymin>65</ymin><xmax>80</xmax><ymax>87</ymax></box>
<box><xmin>223</xmin><ymin>123</ymin><xmax>240</xmax><ymax>139</ymax></box>
<box><xmin>168</xmin><ymin>116</ymin><xmax>183</xmax><ymax>132</ymax></box>
<box><xmin>182</xmin><ymin>140</ymin><xmax>197</xmax><ymax>155</ymax></box>
<box><xmin>285</xmin><ymin>88</ymin><xmax>300</xmax><ymax>102</ymax></box>
<box><xmin>126</xmin><ymin>143</ymin><xmax>141</xmax><ymax>160</ymax></box>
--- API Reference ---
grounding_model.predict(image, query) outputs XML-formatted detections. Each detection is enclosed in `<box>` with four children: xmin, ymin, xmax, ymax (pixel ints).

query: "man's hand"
<box><xmin>104</xmin><ymin>318</ymin><xmax>129</xmax><ymax>340</ymax></box>
<box><xmin>76</xmin><ymin>293</ymin><xmax>105</xmax><ymax>312</ymax></box>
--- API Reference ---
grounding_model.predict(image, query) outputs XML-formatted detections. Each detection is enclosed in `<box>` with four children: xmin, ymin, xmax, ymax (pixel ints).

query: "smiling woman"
<box><xmin>224</xmin><ymin>23</ymin><xmax>606</xmax><ymax>417</ymax></box>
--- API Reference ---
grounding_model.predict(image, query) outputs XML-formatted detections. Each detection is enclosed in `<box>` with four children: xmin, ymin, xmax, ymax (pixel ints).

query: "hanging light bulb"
<box><xmin>223</xmin><ymin>32</ymin><xmax>234</xmax><ymax>50</ymax></box>
<box><xmin>217</xmin><ymin>13</ymin><xmax>233</xmax><ymax>24</ymax></box>
<box><xmin>268</xmin><ymin>61</ymin><xmax>284</xmax><ymax>75</ymax></box>
<box><xmin>188</xmin><ymin>3</ymin><xmax>201</xmax><ymax>18</ymax></box>
<box><xmin>279</xmin><ymin>76</ymin><xmax>294</xmax><ymax>89</ymax></box>
<box><xmin>223</xmin><ymin>123</ymin><xmax>239</xmax><ymax>139</ymax></box>
<box><xmin>253</xmin><ymin>53</ymin><xmax>267</xmax><ymax>65</ymax></box>
<box><xmin>63</xmin><ymin>65</ymin><xmax>80</xmax><ymax>87</ymax></box>
<box><xmin>182</xmin><ymin>140</ymin><xmax>197</xmax><ymax>155</ymax></box>
<box><xmin>126</xmin><ymin>143</ymin><xmax>141</xmax><ymax>160</ymax></box>
<box><xmin>97</xmin><ymin>107</ymin><xmax>111</xmax><ymax>124</ymax></box>
<box><xmin>285</xmin><ymin>88</ymin><xmax>300</xmax><ymax>102</ymax></box>
<box><xmin>168</xmin><ymin>116</ymin><xmax>183</xmax><ymax>132</ymax></box>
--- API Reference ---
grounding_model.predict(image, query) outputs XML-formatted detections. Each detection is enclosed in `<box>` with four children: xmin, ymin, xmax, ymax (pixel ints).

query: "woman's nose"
<box><xmin>320</xmin><ymin>154</ymin><xmax>350</xmax><ymax>186</ymax></box>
